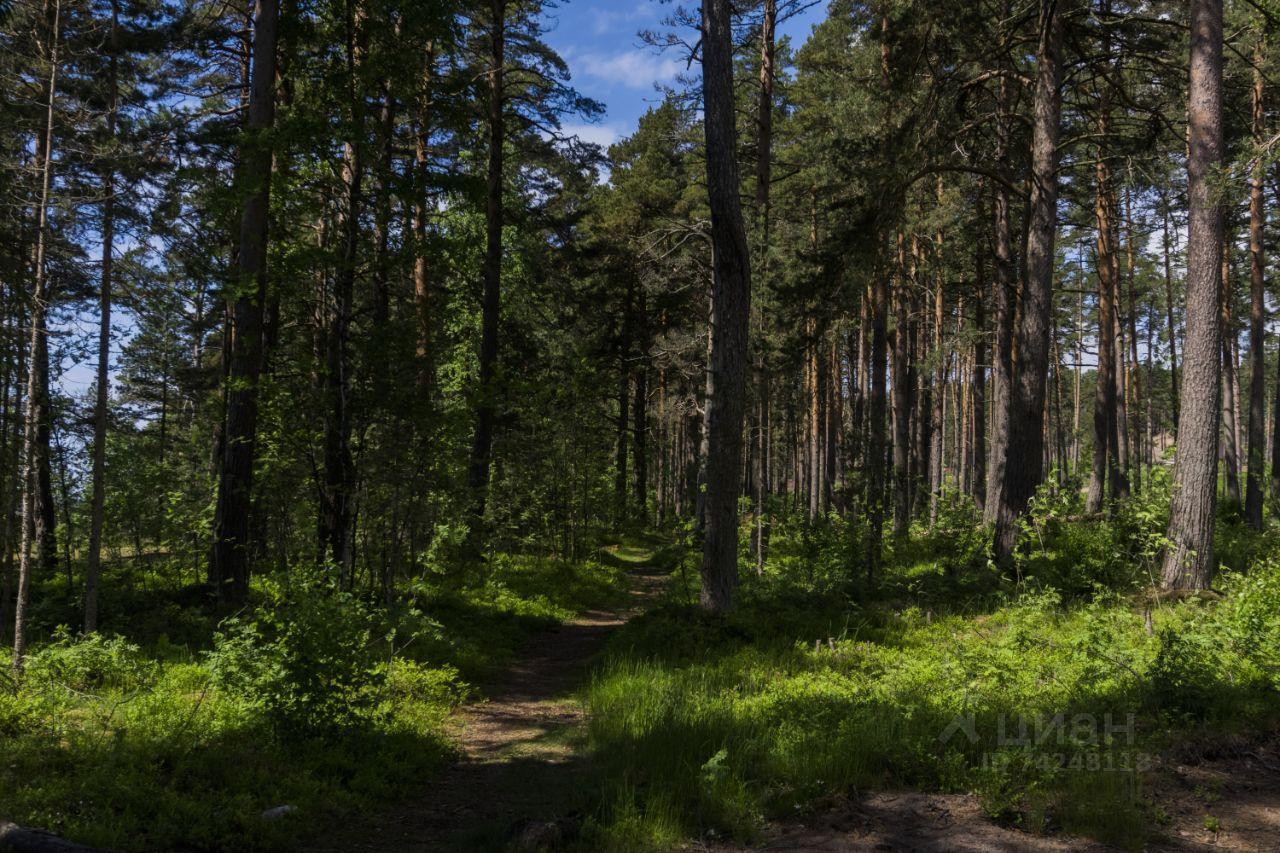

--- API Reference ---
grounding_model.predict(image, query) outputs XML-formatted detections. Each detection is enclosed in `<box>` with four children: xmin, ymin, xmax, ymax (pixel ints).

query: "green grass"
<box><xmin>581</xmin><ymin>504</ymin><xmax>1280</xmax><ymax>852</ymax></box>
<box><xmin>0</xmin><ymin>546</ymin><xmax>633</xmax><ymax>851</ymax></box>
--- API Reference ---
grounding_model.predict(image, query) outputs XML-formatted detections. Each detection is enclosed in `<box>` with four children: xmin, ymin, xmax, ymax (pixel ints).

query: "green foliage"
<box><xmin>0</xmin><ymin>544</ymin><xmax>627</xmax><ymax>850</ymax></box>
<box><xmin>207</xmin><ymin>572</ymin><xmax>388</xmax><ymax>738</ymax></box>
<box><xmin>583</xmin><ymin>518</ymin><xmax>1280</xmax><ymax>852</ymax></box>
<box><xmin>24</xmin><ymin>629</ymin><xmax>158</xmax><ymax>693</ymax></box>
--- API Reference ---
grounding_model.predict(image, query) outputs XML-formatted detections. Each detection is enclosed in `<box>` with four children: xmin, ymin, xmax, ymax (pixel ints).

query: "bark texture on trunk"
<box><xmin>1087</xmin><ymin>149</ymin><xmax>1125</xmax><ymax>512</ymax></box>
<box><xmin>1220</xmin><ymin>242</ymin><xmax>1240</xmax><ymax>508</ymax></box>
<box><xmin>985</xmin><ymin>60</ymin><xmax>1015</xmax><ymax>526</ymax></box>
<box><xmin>85</xmin><ymin>0</ymin><xmax>118</xmax><ymax>634</ymax></box>
<box><xmin>210</xmin><ymin>0</ymin><xmax>280</xmax><ymax>601</ymax></box>
<box><xmin>993</xmin><ymin>0</ymin><xmax>1063</xmax><ymax>563</ymax></box>
<box><xmin>698</xmin><ymin>0</ymin><xmax>752</xmax><ymax>611</ymax></box>
<box><xmin>14</xmin><ymin>0</ymin><xmax>61</xmax><ymax>671</ymax></box>
<box><xmin>466</xmin><ymin>0</ymin><xmax>506</xmax><ymax>551</ymax></box>
<box><xmin>1245</xmin><ymin>37</ymin><xmax>1267</xmax><ymax>530</ymax></box>
<box><xmin>1162</xmin><ymin>0</ymin><xmax>1223</xmax><ymax>590</ymax></box>
<box><xmin>320</xmin><ymin>0</ymin><xmax>365</xmax><ymax>579</ymax></box>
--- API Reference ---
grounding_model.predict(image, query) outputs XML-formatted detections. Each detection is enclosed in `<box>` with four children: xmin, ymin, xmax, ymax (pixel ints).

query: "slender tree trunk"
<box><xmin>698</xmin><ymin>0</ymin><xmax>752</xmax><ymax>611</ymax></box>
<box><xmin>752</xmin><ymin>0</ymin><xmax>775</xmax><ymax>565</ymax></box>
<box><xmin>1220</xmin><ymin>239</ymin><xmax>1241</xmax><ymax>507</ymax></box>
<box><xmin>867</xmin><ymin>275</ymin><xmax>889</xmax><ymax>581</ymax></box>
<box><xmin>14</xmin><ymin>0</ymin><xmax>60</xmax><ymax>671</ymax></box>
<box><xmin>1087</xmin><ymin>82</ymin><xmax>1126</xmax><ymax>512</ymax></box>
<box><xmin>85</xmin><ymin>0</ymin><xmax>117</xmax><ymax>633</ymax></box>
<box><xmin>985</xmin><ymin>41</ymin><xmax>1015</xmax><ymax>526</ymax></box>
<box><xmin>633</xmin><ymin>287</ymin><xmax>649</xmax><ymax>520</ymax></box>
<box><xmin>371</xmin><ymin>80</ymin><xmax>393</xmax><ymax>329</ymax></box>
<box><xmin>993</xmin><ymin>0</ymin><xmax>1063</xmax><ymax>563</ymax></box>
<box><xmin>210</xmin><ymin>0</ymin><xmax>280</xmax><ymax>600</ymax></box>
<box><xmin>1162</xmin><ymin>0</ymin><xmax>1223</xmax><ymax>590</ymax></box>
<box><xmin>0</xmin><ymin>306</ymin><xmax>19</xmax><ymax>646</ymax></box>
<box><xmin>930</xmin><ymin>227</ymin><xmax>945</xmax><ymax>525</ymax></box>
<box><xmin>412</xmin><ymin>43</ymin><xmax>435</xmax><ymax>394</ymax></box>
<box><xmin>1073</xmin><ymin>283</ymin><xmax>1083</xmax><ymax>471</ymax></box>
<box><xmin>1115</xmin><ymin>300</ymin><xmax>1131</xmax><ymax>490</ymax></box>
<box><xmin>973</xmin><ymin>247</ymin><xmax>987</xmax><ymax>510</ymax></box>
<box><xmin>1123</xmin><ymin>184</ymin><xmax>1142</xmax><ymax>492</ymax></box>
<box><xmin>615</xmin><ymin>282</ymin><xmax>633</xmax><ymax>521</ymax></box>
<box><xmin>1245</xmin><ymin>34</ymin><xmax>1267</xmax><ymax>529</ymax></box>
<box><xmin>319</xmin><ymin>0</ymin><xmax>364</xmax><ymax>580</ymax></box>
<box><xmin>1163</xmin><ymin>202</ymin><xmax>1181</xmax><ymax>432</ymax></box>
<box><xmin>466</xmin><ymin>0</ymin><xmax>506</xmax><ymax>550</ymax></box>
<box><xmin>891</xmin><ymin>244</ymin><xmax>911</xmax><ymax>534</ymax></box>
<box><xmin>1271</xmin><ymin>331</ymin><xmax>1280</xmax><ymax>509</ymax></box>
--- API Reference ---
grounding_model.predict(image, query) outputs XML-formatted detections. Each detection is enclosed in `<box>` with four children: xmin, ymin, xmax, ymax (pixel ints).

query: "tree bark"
<box><xmin>1220</xmin><ymin>239</ymin><xmax>1241</xmax><ymax>507</ymax></box>
<box><xmin>412</xmin><ymin>43</ymin><xmax>436</xmax><ymax>394</ymax></box>
<box><xmin>985</xmin><ymin>40</ymin><xmax>1015</xmax><ymax>526</ymax></box>
<box><xmin>319</xmin><ymin>0</ymin><xmax>365</xmax><ymax>580</ymax></box>
<box><xmin>972</xmin><ymin>246</ymin><xmax>987</xmax><ymax>510</ymax></box>
<box><xmin>1245</xmin><ymin>34</ymin><xmax>1267</xmax><ymax>529</ymax></box>
<box><xmin>993</xmin><ymin>0</ymin><xmax>1063</xmax><ymax>563</ymax></box>
<box><xmin>1087</xmin><ymin>159</ymin><xmax>1121</xmax><ymax>513</ymax></box>
<box><xmin>465</xmin><ymin>0</ymin><xmax>506</xmax><ymax>550</ymax></box>
<box><xmin>1124</xmin><ymin>184</ymin><xmax>1142</xmax><ymax>492</ymax></box>
<box><xmin>209</xmin><ymin>0</ymin><xmax>280</xmax><ymax>601</ymax></box>
<box><xmin>867</xmin><ymin>274</ymin><xmax>889</xmax><ymax>582</ymax></box>
<box><xmin>1162</xmin><ymin>0</ymin><xmax>1223</xmax><ymax>590</ymax></box>
<box><xmin>633</xmin><ymin>286</ymin><xmax>650</xmax><ymax>519</ymax></box>
<box><xmin>698</xmin><ymin>0</ymin><xmax>752</xmax><ymax>610</ymax></box>
<box><xmin>891</xmin><ymin>242</ymin><xmax>911</xmax><ymax>534</ymax></box>
<box><xmin>1162</xmin><ymin>202</ymin><xmax>1181</xmax><ymax>433</ymax></box>
<box><xmin>84</xmin><ymin>0</ymin><xmax>117</xmax><ymax>634</ymax></box>
<box><xmin>14</xmin><ymin>0</ymin><xmax>60</xmax><ymax>672</ymax></box>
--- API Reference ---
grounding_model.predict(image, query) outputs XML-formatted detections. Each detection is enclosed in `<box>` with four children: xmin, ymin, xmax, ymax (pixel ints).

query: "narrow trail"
<box><xmin>306</xmin><ymin>545</ymin><xmax>667</xmax><ymax>852</ymax></box>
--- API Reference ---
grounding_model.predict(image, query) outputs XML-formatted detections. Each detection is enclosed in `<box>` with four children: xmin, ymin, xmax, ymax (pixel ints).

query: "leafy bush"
<box><xmin>1148</xmin><ymin>623</ymin><xmax>1226</xmax><ymax>722</ymax></box>
<box><xmin>207</xmin><ymin>572</ymin><xmax>387</xmax><ymax>738</ymax></box>
<box><xmin>24</xmin><ymin>629</ymin><xmax>158</xmax><ymax>692</ymax></box>
<box><xmin>1219</xmin><ymin>558</ymin><xmax>1280</xmax><ymax>688</ymax></box>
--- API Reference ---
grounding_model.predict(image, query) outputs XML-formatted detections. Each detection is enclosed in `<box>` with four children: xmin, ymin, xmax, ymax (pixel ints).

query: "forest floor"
<box><xmin>303</xmin><ymin>542</ymin><xmax>670</xmax><ymax>852</ymax></box>
<box><xmin>303</xmin><ymin>544</ymin><xmax>1280</xmax><ymax>853</ymax></box>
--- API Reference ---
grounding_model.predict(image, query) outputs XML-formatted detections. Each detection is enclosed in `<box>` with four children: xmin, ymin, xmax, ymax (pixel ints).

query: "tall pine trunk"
<box><xmin>1162</xmin><ymin>0</ymin><xmax>1223</xmax><ymax>590</ymax></box>
<box><xmin>85</xmin><ymin>0</ymin><xmax>118</xmax><ymax>633</ymax></box>
<box><xmin>412</xmin><ymin>43</ymin><xmax>436</xmax><ymax>394</ymax></box>
<box><xmin>698</xmin><ymin>0</ymin><xmax>752</xmax><ymax>611</ymax></box>
<box><xmin>14</xmin><ymin>0</ymin><xmax>61</xmax><ymax>671</ymax></box>
<box><xmin>210</xmin><ymin>0</ymin><xmax>280</xmax><ymax>601</ymax></box>
<box><xmin>1087</xmin><ymin>150</ymin><xmax>1122</xmax><ymax>513</ymax></box>
<box><xmin>985</xmin><ymin>45</ymin><xmax>1015</xmax><ymax>526</ymax></box>
<box><xmin>320</xmin><ymin>0</ymin><xmax>364</xmax><ymax>580</ymax></box>
<box><xmin>1220</xmin><ymin>241</ymin><xmax>1241</xmax><ymax>507</ymax></box>
<box><xmin>993</xmin><ymin>0</ymin><xmax>1063</xmax><ymax>563</ymax></box>
<box><xmin>1162</xmin><ymin>202</ymin><xmax>1181</xmax><ymax>433</ymax></box>
<box><xmin>1245</xmin><ymin>34</ymin><xmax>1267</xmax><ymax>529</ymax></box>
<box><xmin>465</xmin><ymin>0</ymin><xmax>505</xmax><ymax>550</ymax></box>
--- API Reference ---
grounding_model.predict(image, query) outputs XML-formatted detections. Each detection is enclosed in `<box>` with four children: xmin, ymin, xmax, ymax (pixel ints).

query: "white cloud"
<box><xmin>590</xmin><ymin>2</ymin><xmax>655</xmax><ymax>36</ymax></box>
<box><xmin>574</xmin><ymin>49</ymin><xmax>682</xmax><ymax>90</ymax></box>
<box><xmin>559</xmin><ymin>122</ymin><xmax>624</xmax><ymax>149</ymax></box>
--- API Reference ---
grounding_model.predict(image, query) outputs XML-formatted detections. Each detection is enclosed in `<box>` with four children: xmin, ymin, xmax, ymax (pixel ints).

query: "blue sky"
<box><xmin>543</xmin><ymin>0</ymin><xmax>828</xmax><ymax>151</ymax></box>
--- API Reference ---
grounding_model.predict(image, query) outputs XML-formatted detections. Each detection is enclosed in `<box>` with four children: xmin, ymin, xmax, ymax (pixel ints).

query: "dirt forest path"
<box><xmin>303</xmin><ymin>544</ymin><xmax>1280</xmax><ymax>853</ymax></box>
<box><xmin>305</xmin><ymin>543</ymin><xmax>669</xmax><ymax>852</ymax></box>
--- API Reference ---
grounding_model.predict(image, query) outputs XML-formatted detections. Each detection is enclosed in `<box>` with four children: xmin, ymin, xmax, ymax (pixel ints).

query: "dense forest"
<box><xmin>3</xmin><ymin>0</ymin><xmax>1280</xmax><ymax>849</ymax></box>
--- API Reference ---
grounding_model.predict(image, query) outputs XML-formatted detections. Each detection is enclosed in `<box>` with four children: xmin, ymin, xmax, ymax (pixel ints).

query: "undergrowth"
<box><xmin>582</xmin><ymin>483</ymin><xmax>1280</xmax><ymax>852</ymax></box>
<box><xmin>0</xmin><ymin>549</ymin><xmax>628</xmax><ymax>850</ymax></box>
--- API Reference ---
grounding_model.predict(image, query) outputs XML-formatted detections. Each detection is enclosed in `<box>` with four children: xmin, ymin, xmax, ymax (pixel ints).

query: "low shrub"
<box><xmin>207</xmin><ymin>571</ymin><xmax>387</xmax><ymax>738</ymax></box>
